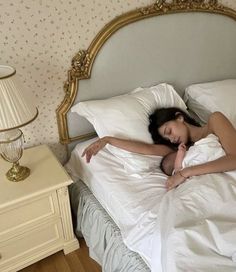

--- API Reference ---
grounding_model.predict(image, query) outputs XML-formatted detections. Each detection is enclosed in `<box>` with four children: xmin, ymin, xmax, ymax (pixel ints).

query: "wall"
<box><xmin>1</xmin><ymin>0</ymin><xmax>235</xmax><ymax>162</ymax></box>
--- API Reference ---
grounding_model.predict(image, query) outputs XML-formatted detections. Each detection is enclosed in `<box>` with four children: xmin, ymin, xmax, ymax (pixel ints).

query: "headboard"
<box><xmin>56</xmin><ymin>0</ymin><xmax>236</xmax><ymax>151</ymax></box>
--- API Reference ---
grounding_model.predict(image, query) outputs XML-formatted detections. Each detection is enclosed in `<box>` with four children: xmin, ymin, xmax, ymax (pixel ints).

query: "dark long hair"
<box><xmin>148</xmin><ymin>107</ymin><xmax>200</xmax><ymax>148</ymax></box>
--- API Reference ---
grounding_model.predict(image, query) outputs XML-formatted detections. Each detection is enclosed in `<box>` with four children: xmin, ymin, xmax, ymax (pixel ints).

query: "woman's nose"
<box><xmin>169</xmin><ymin>136</ymin><xmax>174</xmax><ymax>143</ymax></box>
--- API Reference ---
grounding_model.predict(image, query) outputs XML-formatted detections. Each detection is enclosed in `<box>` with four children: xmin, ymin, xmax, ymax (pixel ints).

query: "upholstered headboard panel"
<box><xmin>56</xmin><ymin>1</ymin><xmax>236</xmax><ymax>151</ymax></box>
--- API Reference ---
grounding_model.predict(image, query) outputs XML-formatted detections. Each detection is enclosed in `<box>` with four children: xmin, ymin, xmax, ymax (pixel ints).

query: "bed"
<box><xmin>56</xmin><ymin>1</ymin><xmax>236</xmax><ymax>271</ymax></box>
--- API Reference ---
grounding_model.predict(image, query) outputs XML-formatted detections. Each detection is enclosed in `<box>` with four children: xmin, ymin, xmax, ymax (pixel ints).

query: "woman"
<box><xmin>82</xmin><ymin>107</ymin><xmax>236</xmax><ymax>190</ymax></box>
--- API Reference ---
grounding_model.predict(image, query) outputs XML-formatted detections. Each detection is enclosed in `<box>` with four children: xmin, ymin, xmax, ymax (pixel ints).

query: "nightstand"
<box><xmin>0</xmin><ymin>145</ymin><xmax>79</xmax><ymax>272</ymax></box>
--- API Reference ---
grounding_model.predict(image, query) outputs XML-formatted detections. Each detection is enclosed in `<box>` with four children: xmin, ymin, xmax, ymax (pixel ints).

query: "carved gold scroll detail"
<box><xmin>141</xmin><ymin>0</ymin><xmax>223</xmax><ymax>15</ymax></box>
<box><xmin>63</xmin><ymin>50</ymin><xmax>92</xmax><ymax>106</ymax></box>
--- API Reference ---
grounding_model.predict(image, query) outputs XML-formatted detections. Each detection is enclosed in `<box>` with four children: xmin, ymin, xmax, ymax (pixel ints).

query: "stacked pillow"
<box><xmin>184</xmin><ymin>79</ymin><xmax>236</xmax><ymax>127</ymax></box>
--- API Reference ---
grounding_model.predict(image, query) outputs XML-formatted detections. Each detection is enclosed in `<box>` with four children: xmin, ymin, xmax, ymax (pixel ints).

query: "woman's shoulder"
<box><xmin>207</xmin><ymin>111</ymin><xmax>228</xmax><ymax>128</ymax></box>
<box><xmin>201</xmin><ymin>112</ymin><xmax>226</xmax><ymax>136</ymax></box>
<box><xmin>207</xmin><ymin>111</ymin><xmax>235</xmax><ymax>135</ymax></box>
<box><xmin>208</xmin><ymin>111</ymin><xmax>226</xmax><ymax>121</ymax></box>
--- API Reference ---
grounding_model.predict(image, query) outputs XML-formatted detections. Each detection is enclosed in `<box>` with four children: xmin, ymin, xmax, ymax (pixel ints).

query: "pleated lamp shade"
<box><xmin>0</xmin><ymin>65</ymin><xmax>38</xmax><ymax>131</ymax></box>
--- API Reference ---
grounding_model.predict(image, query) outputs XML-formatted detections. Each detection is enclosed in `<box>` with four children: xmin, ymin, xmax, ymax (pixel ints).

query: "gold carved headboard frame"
<box><xmin>56</xmin><ymin>0</ymin><xmax>236</xmax><ymax>145</ymax></box>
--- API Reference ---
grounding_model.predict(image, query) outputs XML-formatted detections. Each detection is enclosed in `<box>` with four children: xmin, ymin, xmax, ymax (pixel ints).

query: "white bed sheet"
<box><xmin>65</xmin><ymin>138</ymin><xmax>167</xmax><ymax>267</ymax></box>
<box><xmin>65</xmin><ymin>138</ymin><xmax>236</xmax><ymax>272</ymax></box>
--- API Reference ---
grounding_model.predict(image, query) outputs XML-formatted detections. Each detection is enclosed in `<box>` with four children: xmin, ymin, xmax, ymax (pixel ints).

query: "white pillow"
<box><xmin>71</xmin><ymin>83</ymin><xmax>187</xmax><ymax>170</ymax></box>
<box><xmin>184</xmin><ymin>79</ymin><xmax>236</xmax><ymax>126</ymax></box>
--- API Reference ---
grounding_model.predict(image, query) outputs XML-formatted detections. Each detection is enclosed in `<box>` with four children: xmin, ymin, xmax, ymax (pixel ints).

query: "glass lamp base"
<box><xmin>6</xmin><ymin>162</ymin><xmax>30</xmax><ymax>182</ymax></box>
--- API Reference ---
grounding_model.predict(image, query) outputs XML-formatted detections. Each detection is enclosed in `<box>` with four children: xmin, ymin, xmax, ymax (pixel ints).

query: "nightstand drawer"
<box><xmin>0</xmin><ymin>220</ymin><xmax>64</xmax><ymax>271</ymax></box>
<box><xmin>0</xmin><ymin>192</ymin><xmax>59</xmax><ymax>239</ymax></box>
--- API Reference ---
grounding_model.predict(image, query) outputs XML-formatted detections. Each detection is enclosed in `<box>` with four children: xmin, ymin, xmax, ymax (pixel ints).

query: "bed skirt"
<box><xmin>69</xmin><ymin>179</ymin><xmax>150</xmax><ymax>272</ymax></box>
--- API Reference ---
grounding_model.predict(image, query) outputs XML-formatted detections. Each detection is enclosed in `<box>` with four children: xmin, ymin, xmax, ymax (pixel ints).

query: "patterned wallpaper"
<box><xmin>1</xmin><ymin>0</ymin><xmax>235</xmax><ymax>163</ymax></box>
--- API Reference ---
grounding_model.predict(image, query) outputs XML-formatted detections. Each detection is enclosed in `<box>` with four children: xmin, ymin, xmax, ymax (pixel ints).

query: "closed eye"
<box><xmin>164</xmin><ymin>127</ymin><xmax>171</xmax><ymax>139</ymax></box>
<box><xmin>165</xmin><ymin>128</ymin><xmax>171</xmax><ymax>136</ymax></box>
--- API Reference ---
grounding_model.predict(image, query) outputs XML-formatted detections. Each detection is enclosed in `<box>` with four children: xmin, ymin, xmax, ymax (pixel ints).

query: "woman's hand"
<box><xmin>82</xmin><ymin>137</ymin><xmax>108</xmax><ymax>163</ymax></box>
<box><xmin>166</xmin><ymin>171</ymin><xmax>188</xmax><ymax>191</ymax></box>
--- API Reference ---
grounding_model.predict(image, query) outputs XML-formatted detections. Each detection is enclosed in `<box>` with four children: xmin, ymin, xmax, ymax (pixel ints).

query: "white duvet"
<box><xmin>65</xmin><ymin>136</ymin><xmax>236</xmax><ymax>272</ymax></box>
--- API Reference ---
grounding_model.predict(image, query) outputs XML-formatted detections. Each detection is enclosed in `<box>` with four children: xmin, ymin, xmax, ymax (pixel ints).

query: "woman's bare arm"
<box><xmin>82</xmin><ymin>136</ymin><xmax>173</xmax><ymax>163</ymax></box>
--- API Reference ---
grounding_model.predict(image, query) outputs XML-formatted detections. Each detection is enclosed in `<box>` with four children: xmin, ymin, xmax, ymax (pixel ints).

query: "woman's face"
<box><xmin>158</xmin><ymin>117</ymin><xmax>189</xmax><ymax>145</ymax></box>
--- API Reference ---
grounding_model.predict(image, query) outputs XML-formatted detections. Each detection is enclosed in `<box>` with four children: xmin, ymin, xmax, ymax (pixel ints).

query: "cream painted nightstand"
<box><xmin>0</xmin><ymin>145</ymin><xmax>79</xmax><ymax>272</ymax></box>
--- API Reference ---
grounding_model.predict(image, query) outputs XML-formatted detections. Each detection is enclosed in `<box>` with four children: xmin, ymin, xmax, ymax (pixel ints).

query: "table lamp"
<box><xmin>0</xmin><ymin>65</ymin><xmax>38</xmax><ymax>182</ymax></box>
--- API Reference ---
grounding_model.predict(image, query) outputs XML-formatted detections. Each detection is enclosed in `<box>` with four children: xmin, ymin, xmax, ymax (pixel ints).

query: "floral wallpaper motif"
<box><xmin>0</xmin><ymin>0</ymin><xmax>235</xmax><ymax>162</ymax></box>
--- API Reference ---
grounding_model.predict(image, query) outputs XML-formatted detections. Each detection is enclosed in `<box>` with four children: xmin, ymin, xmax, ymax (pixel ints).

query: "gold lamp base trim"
<box><xmin>6</xmin><ymin>162</ymin><xmax>30</xmax><ymax>182</ymax></box>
